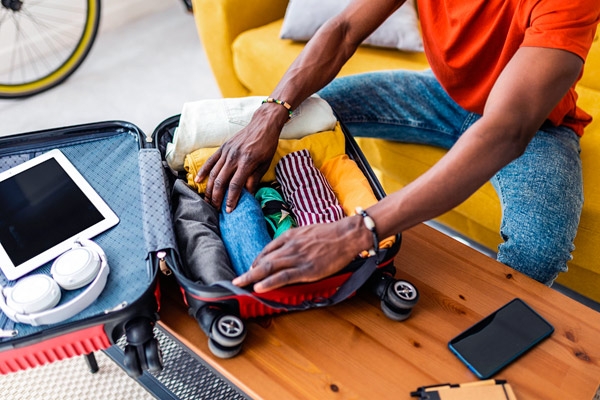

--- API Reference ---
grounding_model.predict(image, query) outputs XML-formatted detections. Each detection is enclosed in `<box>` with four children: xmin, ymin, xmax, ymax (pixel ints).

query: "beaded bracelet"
<box><xmin>262</xmin><ymin>97</ymin><xmax>293</xmax><ymax>118</ymax></box>
<box><xmin>355</xmin><ymin>206</ymin><xmax>379</xmax><ymax>257</ymax></box>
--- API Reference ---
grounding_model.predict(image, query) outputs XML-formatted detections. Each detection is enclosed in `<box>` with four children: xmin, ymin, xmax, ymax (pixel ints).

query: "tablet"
<box><xmin>0</xmin><ymin>149</ymin><xmax>119</xmax><ymax>281</ymax></box>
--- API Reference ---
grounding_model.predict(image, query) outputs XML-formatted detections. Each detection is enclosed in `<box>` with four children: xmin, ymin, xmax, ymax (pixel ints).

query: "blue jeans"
<box><xmin>319</xmin><ymin>69</ymin><xmax>583</xmax><ymax>285</ymax></box>
<box><xmin>219</xmin><ymin>189</ymin><xmax>272</xmax><ymax>276</ymax></box>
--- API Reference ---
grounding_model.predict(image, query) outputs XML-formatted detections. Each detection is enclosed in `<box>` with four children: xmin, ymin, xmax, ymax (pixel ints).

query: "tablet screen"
<box><xmin>0</xmin><ymin>150</ymin><xmax>119</xmax><ymax>281</ymax></box>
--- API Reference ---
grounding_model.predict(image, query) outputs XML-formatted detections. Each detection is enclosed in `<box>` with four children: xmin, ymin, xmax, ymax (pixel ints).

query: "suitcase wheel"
<box><xmin>123</xmin><ymin>345</ymin><xmax>143</xmax><ymax>378</ymax></box>
<box><xmin>208</xmin><ymin>314</ymin><xmax>247</xmax><ymax>359</ymax></box>
<box><xmin>123</xmin><ymin>338</ymin><xmax>164</xmax><ymax>378</ymax></box>
<box><xmin>385</xmin><ymin>280</ymin><xmax>419</xmax><ymax>309</ymax></box>
<box><xmin>380</xmin><ymin>280</ymin><xmax>419</xmax><ymax>321</ymax></box>
<box><xmin>144</xmin><ymin>338</ymin><xmax>164</xmax><ymax>372</ymax></box>
<box><xmin>123</xmin><ymin>317</ymin><xmax>164</xmax><ymax>378</ymax></box>
<box><xmin>208</xmin><ymin>338</ymin><xmax>243</xmax><ymax>359</ymax></box>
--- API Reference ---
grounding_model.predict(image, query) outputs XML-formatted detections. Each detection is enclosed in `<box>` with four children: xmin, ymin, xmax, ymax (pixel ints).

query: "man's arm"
<box><xmin>369</xmin><ymin>46</ymin><xmax>584</xmax><ymax>239</ymax></box>
<box><xmin>197</xmin><ymin>0</ymin><xmax>406</xmax><ymax>212</ymax></box>
<box><xmin>269</xmin><ymin>0</ymin><xmax>406</xmax><ymax>110</ymax></box>
<box><xmin>234</xmin><ymin>46</ymin><xmax>584</xmax><ymax>293</ymax></box>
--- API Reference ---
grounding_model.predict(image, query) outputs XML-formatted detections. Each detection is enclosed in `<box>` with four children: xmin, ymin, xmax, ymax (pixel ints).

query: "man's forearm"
<box><xmin>270</xmin><ymin>19</ymin><xmax>360</xmax><ymax>112</ymax></box>
<box><xmin>364</xmin><ymin>46</ymin><xmax>584</xmax><ymax>243</ymax></box>
<box><xmin>269</xmin><ymin>0</ymin><xmax>405</xmax><ymax>111</ymax></box>
<box><xmin>369</xmin><ymin>119</ymin><xmax>524</xmax><ymax>241</ymax></box>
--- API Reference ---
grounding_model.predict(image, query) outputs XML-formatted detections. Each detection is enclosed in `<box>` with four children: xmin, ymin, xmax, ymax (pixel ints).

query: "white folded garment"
<box><xmin>166</xmin><ymin>94</ymin><xmax>337</xmax><ymax>171</ymax></box>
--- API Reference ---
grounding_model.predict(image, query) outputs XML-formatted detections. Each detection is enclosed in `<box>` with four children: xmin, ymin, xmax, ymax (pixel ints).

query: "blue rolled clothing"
<box><xmin>220</xmin><ymin>188</ymin><xmax>273</xmax><ymax>276</ymax></box>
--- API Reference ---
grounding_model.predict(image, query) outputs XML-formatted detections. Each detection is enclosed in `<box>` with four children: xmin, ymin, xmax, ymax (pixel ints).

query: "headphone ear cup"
<box><xmin>51</xmin><ymin>246</ymin><xmax>101</xmax><ymax>290</ymax></box>
<box><xmin>5</xmin><ymin>275</ymin><xmax>61</xmax><ymax>314</ymax></box>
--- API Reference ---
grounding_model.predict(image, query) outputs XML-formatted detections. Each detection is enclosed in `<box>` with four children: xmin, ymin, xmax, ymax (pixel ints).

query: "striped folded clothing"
<box><xmin>276</xmin><ymin>149</ymin><xmax>345</xmax><ymax>226</ymax></box>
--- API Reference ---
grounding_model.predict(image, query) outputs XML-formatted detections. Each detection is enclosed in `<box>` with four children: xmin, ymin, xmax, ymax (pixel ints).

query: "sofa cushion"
<box><xmin>558</xmin><ymin>84</ymin><xmax>600</xmax><ymax>299</ymax></box>
<box><xmin>280</xmin><ymin>0</ymin><xmax>423</xmax><ymax>52</ymax></box>
<box><xmin>233</xmin><ymin>19</ymin><xmax>429</xmax><ymax>96</ymax></box>
<box><xmin>578</xmin><ymin>34</ymin><xmax>600</xmax><ymax>91</ymax></box>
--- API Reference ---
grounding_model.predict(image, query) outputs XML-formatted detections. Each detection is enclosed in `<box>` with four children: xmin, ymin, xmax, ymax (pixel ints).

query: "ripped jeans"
<box><xmin>318</xmin><ymin>69</ymin><xmax>583</xmax><ymax>285</ymax></box>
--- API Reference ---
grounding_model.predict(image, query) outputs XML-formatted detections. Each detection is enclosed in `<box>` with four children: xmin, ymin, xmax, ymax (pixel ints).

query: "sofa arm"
<box><xmin>192</xmin><ymin>0</ymin><xmax>289</xmax><ymax>97</ymax></box>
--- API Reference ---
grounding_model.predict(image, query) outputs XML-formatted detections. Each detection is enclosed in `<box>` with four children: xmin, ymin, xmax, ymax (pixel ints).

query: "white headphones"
<box><xmin>0</xmin><ymin>239</ymin><xmax>109</xmax><ymax>327</ymax></box>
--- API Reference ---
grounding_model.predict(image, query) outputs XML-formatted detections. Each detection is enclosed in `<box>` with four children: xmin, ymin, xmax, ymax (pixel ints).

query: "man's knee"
<box><xmin>496</xmin><ymin>231</ymin><xmax>572</xmax><ymax>286</ymax></box>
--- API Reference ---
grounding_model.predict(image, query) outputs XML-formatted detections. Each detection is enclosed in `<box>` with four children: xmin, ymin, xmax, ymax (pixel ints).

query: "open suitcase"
<box><xmin>152</xmin><ymin>115</ymin><xmax>420</xmax><ymax>359</ymax></box>
<box><xmin>0</xmin><ymin>121</ymin><xmax>176</xmax><ymax>378</ymax></box>
<box><xmin>0</xmin><ymin>110</ymin><xmax>419</xmax><ymax>378</ymax></box>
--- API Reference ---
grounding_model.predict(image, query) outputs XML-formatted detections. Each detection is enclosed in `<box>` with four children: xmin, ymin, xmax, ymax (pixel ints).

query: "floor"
<box><xmin>0</xmin><ymin>1</ymin><xmax>222</xmax><ymax>398</ymax></box>
<box><xmin>1</xmin><ymin>351</ymin><xmax>155</xmax><ymax>400</ymax></box>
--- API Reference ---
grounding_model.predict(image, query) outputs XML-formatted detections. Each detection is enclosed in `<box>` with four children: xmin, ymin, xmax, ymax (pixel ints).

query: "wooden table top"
<box><xmin>159</xmin><ymin>223</ymin><xmax>600</xmax><ymax>400</ymax></box>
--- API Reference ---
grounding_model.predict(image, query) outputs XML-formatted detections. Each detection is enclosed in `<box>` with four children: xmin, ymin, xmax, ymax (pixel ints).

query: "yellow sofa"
<box><xmin>191</xmin><ymin>0</ymin><xmax>600</xmax><ymax>303</ymax></box>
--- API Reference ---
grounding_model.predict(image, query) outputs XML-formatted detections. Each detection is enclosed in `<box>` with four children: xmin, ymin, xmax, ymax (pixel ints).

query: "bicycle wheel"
<box><xmin>0</xmin><ymin>0</ymin><xmax>101</xmax><ymax>98</ymax></box>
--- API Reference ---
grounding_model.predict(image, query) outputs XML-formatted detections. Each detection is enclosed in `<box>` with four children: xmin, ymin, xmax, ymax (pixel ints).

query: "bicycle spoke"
<box><xmin>23</xmin><ymin>8</ymin><xmax>73</xmax><ymax>63</ymax></box>
<box><xmin>16</xmin><ymin>16</ymin><xmax>47</xmax><ymax>82</ymax></box>
<box><xmin>8</xmin><ymin>12</ymin><xmax>23</xmax><ymax>83</ymax></box>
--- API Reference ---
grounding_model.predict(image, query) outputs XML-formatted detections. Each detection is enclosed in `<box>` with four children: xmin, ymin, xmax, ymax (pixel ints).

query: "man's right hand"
<box><xmin>195</xmin><ymin>105</ymin><xmax>288</xmax><ymax>213</ymax></box>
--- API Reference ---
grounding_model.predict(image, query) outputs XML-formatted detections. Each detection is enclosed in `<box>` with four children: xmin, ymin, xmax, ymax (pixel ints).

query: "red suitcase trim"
<box><xmin>0</xmin><ymin>324</ymin><xmax>110</xmax><ymax>374</ymax></box>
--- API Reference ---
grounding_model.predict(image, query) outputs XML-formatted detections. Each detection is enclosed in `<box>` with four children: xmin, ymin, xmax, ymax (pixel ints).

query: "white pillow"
<box><xmin>165</xmin><ymin>94</ymin><xmax>337</xmax><ymax>171</ymax></box>
<box><xmin>280</xmin><ymin>0</ymin><xmax>423</xmax><ymax>52</ymax></box>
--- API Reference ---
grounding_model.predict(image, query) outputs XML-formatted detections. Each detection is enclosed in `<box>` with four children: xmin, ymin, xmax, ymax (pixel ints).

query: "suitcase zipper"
<box><xmin>157</xmin><ymin>251</ymin><xmax>172</xmax><ymax>276</ymax></box>
<box><xmin>0</xmin><ymin>328</ymin><xmax>18</xmax><ymax>338</ymax></box>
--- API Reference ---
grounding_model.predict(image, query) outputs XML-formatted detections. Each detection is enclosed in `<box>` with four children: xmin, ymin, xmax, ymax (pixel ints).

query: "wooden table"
<box><xmin>159</xmin><ymin>223</ymin><xmax>600</xmax><ymax>400</ymax></box>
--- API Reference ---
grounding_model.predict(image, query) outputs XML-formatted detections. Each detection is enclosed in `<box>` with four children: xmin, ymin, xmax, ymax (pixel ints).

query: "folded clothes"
<box><xmin>276</xmin><ymin>149</ymin><xmax>345</xmax><ymax>226</ymax></box>
<box><xmin>320</xmin><ymin>154</ymin><xmax>396</xmax><ymax>249</ymax></box>
<box><xmin>184</xmin><ymin>125</ymin><xmax>346</xmax><ymax>194</ymax></box>
<box><xmin>320</xmin><ymin>154</ymin><xmax>378</xmax><ymax>216</ymax></box>
<box><xmin>166</xmin><ymin>94</ymin><xmax>337</xmax><ymax>171</ymax></box>
<box><xmin>255</xmin><ymin>183</ymin><xmax>297</xmax><ymax>239</ymax></box>
<box><xmin>219</xmin><ymin>188</ymin><xmax>273</xmax><ymax>276</ymax></box>
<box><xmin>171</xmin><ymin>179</ymin><xmax>236</xmax><ymax>284</ymax></box>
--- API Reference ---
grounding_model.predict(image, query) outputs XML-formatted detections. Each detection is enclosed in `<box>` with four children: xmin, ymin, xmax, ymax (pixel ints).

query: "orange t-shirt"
<box><xmin>416</xmin><ymin>0</ymin><xmax>600</xmax><ymax>135</ymax></box>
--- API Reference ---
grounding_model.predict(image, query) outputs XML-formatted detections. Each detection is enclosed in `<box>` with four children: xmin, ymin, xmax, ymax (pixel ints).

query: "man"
<box><xmin>195</xmin><ymin>0</ymin><xmax>600</xmax><ymax>292</ymax></box>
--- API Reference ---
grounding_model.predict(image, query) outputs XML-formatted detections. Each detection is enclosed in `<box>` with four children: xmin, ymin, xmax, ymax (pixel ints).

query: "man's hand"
<box><xmin>232</xmin><ymin>215</ymin><xmax>371</xmax><ymax>292</ymax></box>
<box><xmin>195</xmin><ymin>107</ymin><xmax>286</xmax><ymax>212</ymax></box>
<box><xmin>194</xmin><ymin>0</ymin><xmax>402</xmax><ymax>212</ymax></box>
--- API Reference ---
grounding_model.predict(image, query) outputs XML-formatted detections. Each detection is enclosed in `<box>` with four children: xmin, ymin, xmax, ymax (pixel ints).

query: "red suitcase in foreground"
<box><xmin>152</xmin><ymin>115</ymin><xmax>419</xmax><ymax>358</ymax></box>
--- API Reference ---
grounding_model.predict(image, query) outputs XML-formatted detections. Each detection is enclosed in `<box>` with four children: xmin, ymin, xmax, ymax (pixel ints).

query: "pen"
<box><xmin>410</xmin><ymin>379</ymin><xmax>506</xmax><ymax>396</ymax></box>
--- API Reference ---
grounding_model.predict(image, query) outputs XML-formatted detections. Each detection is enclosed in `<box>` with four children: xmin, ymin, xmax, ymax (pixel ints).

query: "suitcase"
<box><xmin>0</xmin><ymin>121</ymin><xmax>177</xmax><ymax>378</ymax></box>
<box><xmin>152</xmin><ymin>115</ymin><xmax>420</xmax><ymax>359</ymax></box>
